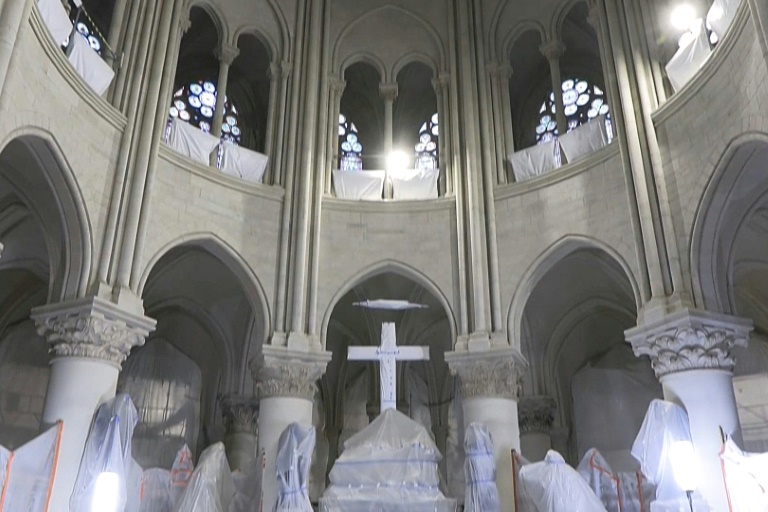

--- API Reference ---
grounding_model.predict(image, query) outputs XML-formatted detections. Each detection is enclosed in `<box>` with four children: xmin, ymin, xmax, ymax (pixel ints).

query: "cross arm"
<box><xmin>394</xmin><ymin>346</ymin><xmax>430</xmax><ymax>361</ymax></box>
<box><xmin>347</xmin><ymin>346</ymin><xmax>381</xmax><ymax>360</ymax></box>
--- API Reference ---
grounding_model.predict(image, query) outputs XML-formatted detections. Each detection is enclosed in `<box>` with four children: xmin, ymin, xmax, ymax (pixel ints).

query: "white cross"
<box><xmin>347</xmin><ymin>322</ymin><xmax>430</xmax><ymax>412</ymax></box>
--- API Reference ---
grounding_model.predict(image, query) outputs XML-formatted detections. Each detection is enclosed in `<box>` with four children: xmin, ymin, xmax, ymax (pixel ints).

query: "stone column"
<box><xmin>432</xmin><ymin>75</ymin><xmax>448</xmax><ymax>196</ymax></box>
<box><xmin>105</xmin><ymin>0</ymin><xmax>128</xmax><ymax>66</ymax></box>
<box><xmin>325</xmin><ymin>77</ymin><xmax>346</xmax><ymax>193</ymax></box>
<box><xmin>0</xmin><ymin>0</ymin><xmax>32</xmax><ymax>96</ymax></box>
<box><xmin>487</xmin><ymin>62</ymin><xmax>513</xmax><ymax>185</ymax></box>
<box><xmin>518</xmin><ymin>396</ymin><xmax>556</xmax><ymax>462</ymax></box>
<box><xmin>211</xmin><ymin>43</ymin><xmax>240</xmax><ymax>139</ymax></box>
<box><xmin>221</xmin><ymin>395</ymin><xmax>259</xmax><ymax>472</ymax></box>
<box><xmin>250</xmin><ymin>346</ymin><xmax>331</xmax><ymax>511</ymax></box>
<box><xmin>270</xmin><ymin>61</ymin><xmax>292</xmax><ymax>187</ymax></box>
<box><xmin>447</xmin><ymin>348</ymin><xmax>526</xmax><ymax>512</ymax></box>
<box><xmin>540</xmin><ymin>40</ymin><xmax>568</xmax><ymax>137</ymax></box>
<box><xmin>380</xmin><ymin>83</ymin><xmax>398</xmax><ymax>156</ymax></box>
<box><xmin>626</xmin><ymin>309</ymin><xmax>752</xmax><ymax>512</ymax></box>
<box><xmin>32</xmin><ymin>298</ymin><xmax>155</xmax><ymax>511</ymax></box>
<box><xmin>263</xmin><ymin>62</ymin><xmax>280</xmax><ymax>183</ymax></box>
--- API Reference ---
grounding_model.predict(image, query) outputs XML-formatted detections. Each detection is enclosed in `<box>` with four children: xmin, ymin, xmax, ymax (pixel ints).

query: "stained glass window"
<box><xmin>535</xmin><ymin>78</ymin><xmax>612</xmax><ymax>144</ymax></box>
<box><xmin>339</xmin><ymin>114</ymin><xmax>363</xmax><ymax>171</ymax></box>
<box><xmin>168</xmin><ymin>81</ymin><xmax>241</xmax><ymax>145</ymax></box>
<box><xmin>415</xmin><ymin>113</ymin><xmax>439</xmax><ymax>171</ymax></box>
<box><xmin>65</xmin><ymin>2</ymin><xmax>108</xmax><ymax>56</ymax></box>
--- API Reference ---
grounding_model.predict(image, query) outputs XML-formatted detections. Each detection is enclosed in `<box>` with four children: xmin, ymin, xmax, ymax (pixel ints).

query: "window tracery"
<box><xmin>415</xmin><ymin>113</ymin><xmax>439</xmax><ymax>171</ymax></box>
<box><xmin>168</xmin><ymin>81</ymin><xmax>241</xmax><ymax>145</ymax></box>
<box><xmin>535</xmin><ymin>78</ymin><xmax>611</xmax><ymax>144</ymax></box>
<box><xmin>339</xmin><ymin>114</ymin><xmax>363</xmax><ymax>171</ymax></box>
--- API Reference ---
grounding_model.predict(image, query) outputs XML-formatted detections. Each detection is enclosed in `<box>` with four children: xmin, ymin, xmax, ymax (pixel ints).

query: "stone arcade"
<box><xmin>0</xmin><ymin>0</ymin><xmax>767</xmax><ymax>510</ymax></box>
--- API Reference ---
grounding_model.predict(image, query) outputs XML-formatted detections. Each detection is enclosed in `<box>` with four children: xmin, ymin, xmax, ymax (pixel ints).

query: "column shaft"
<box><xmin>211</xmin><ymin>44</ymin><xmax>239</xmax><ymax>139</ymax></box>
<box><xmin>271</xmin><ymin>63</ymin><xmax>291</xmax><ymax>187</ymax></box>
<box><xmin>263</xmin><ymin>63</ymin><xmax>280</xmax><ymax>183</ymax></box>
<box><xmin>499</xmin><ymin>69</ymin><xmax>515</xmax><ymax>176</ymax></box>
<box><xmin>325</xmin><ymin>79</ymin><xmax>345</xmax><ymax>193</ymax></box>
<box><xmin>540</xmin><ymin>41</ymin><xmax>567</xmax><ymax>137</ymax></box>
<box><xmin>105</xmin><ymin>0</ymin><xmax>128</xmax><ymax>66</ymax></box>
<box><xmin>110</xmin><ymin>0</ymin><xmax>145</xmax><ymax>109</ymax></box>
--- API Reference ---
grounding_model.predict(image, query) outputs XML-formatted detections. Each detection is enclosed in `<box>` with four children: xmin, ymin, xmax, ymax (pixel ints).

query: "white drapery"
<box><xmin>707</xmin><ymin>0</ymin><xmax>741</xmax><ymax>40</ymax></box>
<box><xmin>559</xmin><ymin>116</ymin><xmax>609</xmax><ymax>164</ymax></box>
<box><xmin>37</xmin><ymin>0</ymin><xmax>73</xmax><ymax>46</ymax></box>
<box><xmin>219</xmin><ymin>143</ymin><xmax>269</xmax><ymax>183</ymax></box>
<box><xmin>332</xmin><ymin>170</ymin><xmax>385</xmax><ymax>200</ymax></box>
<box><xmin>167</xmin><ymin>118</ymin><xmax>220</xmax><ymax>165</ymax></box>
<box><xmin>665</xmin><ymin>20</ymin><xmax>712</xmax><ymax>92</ymax></box>
<box><xmin>390</xmin><ymin>169</ymin><xmax>439</xmax><ymax>200</ymax></box>
<box><xmin>67</xmin><ymin>34</ymin><xmax>115</xmax><ymax>96</ymax></box>
<box><xmin>508</xmin><ymin>140</ymin><xmax>558</xmax><ymax>182</ymax></box>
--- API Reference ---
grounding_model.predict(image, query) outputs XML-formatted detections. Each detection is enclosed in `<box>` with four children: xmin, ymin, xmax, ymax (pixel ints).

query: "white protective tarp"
<box><xmin>67</xmin><ymin>34</ymin><xmax>115</xmax><ymax>96</ymax></box>
<box><xmin>707</xmin><ymin>0</ymin><xmax>741</xmax><ymax>40</ymax></box>
<box><xmin>512</xmin><ymin>450</ymin><xmax>536</xmax><ymax>512</ymax></box>
<box><xmin>168</xmin><ymin>118</ymin><xmax>220</xmax><ymax>165</ymax></box>
<box><xmin>463</xmin><ymin>423</ymin><xmax>500</xmax><ymax>512</ymax></box>
<box><xmin>0</xmin><ymin>421</ymin><xmax>62</xmax><ymax>511</ymax></box>
<box><xmin>37</xmin><ymin>0</ymin><xmax>73</xmax><ymax>45</ymax></box>
<box><xmin>219</xmin><ymin>143</ymin><xmax>269</xmax><ymax>183</ymax></box>
<box><xmin>275</xmin><ymin>423</ymin><xmax>315</xmax><ymax>512</ymax></box>
<box><xmin>631</xmin><ymin>399</ymin><xmax>707</xmax><ymax>511</ymax></box>
<box><xmin>173</xmin><ymin>442</ymin><xmax>234</xmax><ymax>512</ymax></box>
<box><xmin>519</xmin><ymin>450</ymin><xmax>607</xmax><ymax>512</ymax></box>
<box><xmin>320</xmin><ymin>409</ymin><xmax>456</xmax><ymax>512</ymax></box>
<box><xmin>390</xmin><ymin>168</ymin><xmax>439</xmax><ymax>200</ymax></box>
<box><xmin>170</xmin><ymin>445</ymin><xmax>194</xmax><ymax>503</ymax></box>
<box><xmin>720</xmin><ymin>437</ymin><xmax>768</xmax><ymax>511</ymax></box>
<box><xmin>70</xmin><ymin>394</ymin><xmax>140</xmax><ymax>512</ymax></box>
<box><xmin>577</xmin><ymin>448</ymin><xmax>654</xmax><ymax>512</ymax></box>
<box><xmin>508</xmin><ymin>140</ymin><xmax>558</xmax><ymax>182</ymax></box>
<box><xmin>665</xmin><ymin>20</ymin><xmax>712</xmax><ymax>92</ymax></box>
<box><xmin>332</xmin><ymin>170</ymin><xmax>385</xmax><ymax>200</ymax></box>
<box><xmin>558</xmin><ymin>116</ymin><xmax>609</xmax><ymax>164</ymax></box>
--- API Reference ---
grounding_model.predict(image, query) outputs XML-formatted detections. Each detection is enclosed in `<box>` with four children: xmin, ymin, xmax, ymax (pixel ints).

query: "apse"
<box><xmin>126</xmin><ymin>243</ymin><xmax>264</xmax><ymax>467</ymax></box>
<box><xmin>321</xmin><ymin>271</ymin><xmax>455</xmax><ymax>482</ymax></box>
<box><xmin>519</xmin><ymin>245</ymin><xmax>659</xmax><ymax>470</ymax></box>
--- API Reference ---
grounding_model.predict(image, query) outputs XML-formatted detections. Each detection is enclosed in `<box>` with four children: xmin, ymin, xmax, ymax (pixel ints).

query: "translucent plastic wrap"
<box><xmin>139</xmin><ymin>468</ymin><xmax>173</xmax><ymax>512</ymax></box>
<box><xmin>70</xmin><ymin>394</ymin><xmax>139</xmax><ymax>512</ymax></box>
<box><xmin>720</xmin><ymin>437</ymin><xmax>768</xmax><ymax>511</ymax></box>
<box><xmin>577</xmin><ymin>448</ymin><xmax>654</xmax><ymax>512</ymax></box>
<box><xmin>275</xmin><ymin>423</ymin><xmax>315</xmax><ymax>512</ymax></box>
<box><xmin>519</xmin><ymin>450</ymin><xmax>607</xmax><ymax>512</ymax></box>
<box><xmin>0</xmin><ymin>421</ymin><xmax>62</xmax><ymax>511</ymax></box>
<box><xmin>230</xmin><ymin>470</ymin><xmax>258</xmax><ymax>512</ymax></box>
<box><xmin>463</xmin><ymin>423</ymin><xmax>500</xmax><ymax>512</ymax></box>
<box><xmin>173</xmin><ymin>442</ymin><xmax>235</xmax><ymax>512</ymax></box>
<box><xmin>512</xmin><ymin>449</ymin><xmax>536</xmax><ymax>512</ymax></box>
<box><xmin>320</xmin><ymin>409</ymin><xmax>456</xmax><ymax>512</ymax></box>
<box><xmin>170</xmin><ymin>445</ymin><xmax>195</xmax><ymax>504</ymax></box>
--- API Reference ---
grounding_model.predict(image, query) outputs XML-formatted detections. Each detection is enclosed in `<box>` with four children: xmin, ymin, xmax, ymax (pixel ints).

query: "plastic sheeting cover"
<box><xmin>320</xmin><ymin>409</ymin><xmax>456</xmax><ymax>512</ymax></box>
<box><xmin>0</xmin><ymin>421</ymin><xmax>63</xmax><ymax>511</ymax></box>
<box><xmin>67</xmin><ymin>34</ymin><xmax>116</xmax><ymax>96</ymax></box>
<box><xmin>170</xmin><ymin>445</ymin><xmax>194</xmax><ymax>503</ymax></box>
<box><xmin>275</xmin><ymin>423</ymin><xmax>315</xmax><ymax>512</ymax></box>
<box><xmin>519</xmin><ymin>450</ymin><xmax>607</xmax><ymax>512</ymax></box>
<box><xmin>332</xmin><ymin>170</ymin><xmax>385</xmax><ymax>200</ymax></box>
<box><xmin>720</xmin><ymin>437</ymin><xmax>768</xmax><ymax>511</ymax></box>
<box><xmin>390</xmin><ymin>169</ymin><xmax>439</xmax><ymax>200</ymax></box>
<box><xmin>37</xmin><ymin>0</ymin><xmax>74</xmax><ymax>45</ymax></box>
<box><xmin>173</xmin><ymin>442</ymin><xmax>234</xmax><ymax>512</ymax></box>
<box><xmin>577</xmin><ymin>448</ymin><xmax>654</xmax><ymax>512</ymax></box>
<box><xmin>139</xmin><ymin>468</ymin><xmax>173</xmax><ymax>512</ymax></box>
<box><xmin>665</xmin><ymin>20</ymin><xmax>712</xmax><ymax>92</ymax></box>
<box><xmin>168</xmin><ymin>118</ymin><xmax>221</xmax><ymax>165</ymax></box>
<box><xmin>219</xmin><ymin>143</ymin><xmax>269</xmax><ymax>183</ymax></box>
<box><xmin>508</xmin><ymin>140</ymin><xmax>558</xmax><ymax>182</ymax></box>
<box><xmin>463</xmin><ymin>423</ymin><xmax>500</xmax><ymax>512</ymax></box>
<box><xmin>512</xmin><ymin>450</ymin><xmax>536</xmax><ymax>512</ymax></box>
<box><xmin>707</xmin><ymin>0</ymin><xmax>741</xmax><ymax>39</ymax></box>
<box><xmin>558</xmin><ymin>116</ymin><xmax>609</xmax><ymax>164</ymax></box>
<box><xmin>71</xmin><ymin>394</ymin><xmax>139</xmax><ymax>512</ymax></box>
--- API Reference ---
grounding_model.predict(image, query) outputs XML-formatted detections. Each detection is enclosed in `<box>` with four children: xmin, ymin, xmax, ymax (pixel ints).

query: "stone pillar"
<box><xmin>432</xmin><ymin>75</ymin><xmax>449</xmax><ymax>196</ymax></box>
<box><xmin>32</xmin><ymin>298</ymin><xmax>155</xmax><ymax>511</ymax></box>
<box><xmin>221</xmin><ymin>395</ymin><xmax>259</xmax><ymax>472</ymax></box>
<box><xmin>540</xmin><ymin>40</ymin><xmax>568</xmax><ymax>137</ymax></box>
<box><xmin>325</xmin><ymin>77</ymin><xmax>346</xmax><ymax>193</ymax></box>
<box><xmin>626</xmin><ymin>309</ymin><xmax>752</xmax><ymax>512</ymax></box>
<box><xmin>250</xmin><ymin>346</ymin><xmax>331</xmax><ymax>511</ymax></box>
<box><xmin>487</xmin><ymin>62</ymin><xmax>513</xmax><ymax>185</ymax></box>
<box><xmin>105</xmin><ymin>0</ymin><xmax>128</xmax><ymax>65</ymax></box>
<box><xmin>518</xmin><ymin>396</ymin><xmax>556</xmax><ymax>462</ymax></box>
<box><xmin>270</xmin><ymin>61</ymin><xmax>292</xmax><ymax>187</ymax></box>
<box><xmin>380</xmin><ymin>83</ymin><xmax>398</xmax><ymax>156</ymax></box>
<box><xmin>0</xmin><ymin>0</ymin><xmax>32</xmax><ymax>96</ymax></box>
<box><xmin>447</xmin><ymin>348</ymin><xmax>526</xmax><ymax>512</ymax></box>
<box><xmin>263</xmin><ymin>62</ymin><xmax>280</xmax><ymax>182</ymax></box>
<box><xmin>211</xmin><ymin>43</ymin><xmax>240</xmax><ymax>139</ymax></box>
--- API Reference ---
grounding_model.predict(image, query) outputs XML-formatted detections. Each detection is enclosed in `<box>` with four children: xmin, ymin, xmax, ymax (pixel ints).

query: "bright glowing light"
<box><xmin>387</xmin><ymin>150</ymin><xmax>409</xmax><ymax>172</ymax></box>
<box><xmin>670</xmin><ymin>441</ymin><xmax>699</xmax><ymax>492</ymax></box>
<box><xmin>671</xmin><ymin>4</ymin><xmax>697</xmax><ymax>31</ymax></box>
<box><xmin>91</xmin><ymin>472</ymin><xmax>121</xmax><ymax>512</ymax></box>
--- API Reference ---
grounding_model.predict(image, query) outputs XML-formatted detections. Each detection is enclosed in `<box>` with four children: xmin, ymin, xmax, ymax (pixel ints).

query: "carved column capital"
<box><xmin>626</xmin><ymin>309</ymin><xmax>753</xmax><ymax>378</ymax></box>
<box><xmin>220</xmin><ymin>395</ymin><xmax>259</xmax><ymax>435</ymax></box>
<box><xmin>518</xmin><ymin>396</ymin><xmax>556</xmax><ymax>434</ymax></box>
<box><xmin>215</xmin><ymin>43</ymin><xmax>240</xmax><ymax>66</ymax></box>
<box><xmin>32</xmin><ymin>297</ymin><xmax>156</xmax><ymax>369</ymax></box>
<box><xmin>329</xmin><ymin>76</ymin><xmax>347</xmax><ymax>95</ymax></box>
<box><xmin>250</xmin><ymin>346</ymin><xmax>331</xmax><ymax>400</ymax></box>
<box><xmin>446</xmin><ymin>347</ymin><xmax>527</xmax><ymax>400</ymax></box>
<box><xmin>379</xmin><ymin>82</ymin><xmax>399</xmax><ymax>101</ymax></box>
<box><xmin>539</xmin><ymin>40</ymin><xmax>566</xmax><ymax>61</ymax></box>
